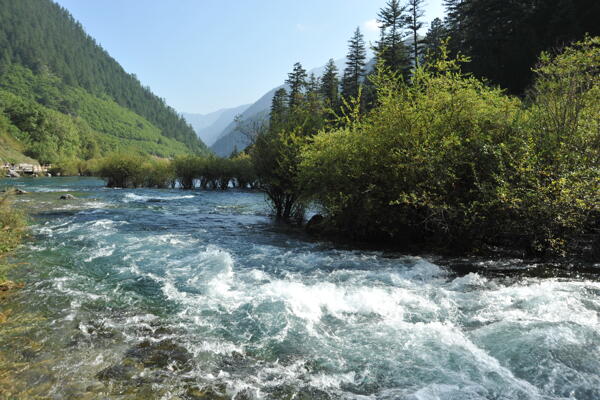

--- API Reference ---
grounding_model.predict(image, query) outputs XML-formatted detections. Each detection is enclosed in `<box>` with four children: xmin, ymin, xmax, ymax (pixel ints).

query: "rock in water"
<box><xmin>125</xmin><ymin>339</ymin><xmax>192</xmax><ymax>371</ymax></box>
<box><xmin>305</xmin><ymin>214</ymin><xmax>325</xmax><ymax>235</ymax></box>
<box><xmin>15</xmin><ymin>189</ymin><xmax>27</xmax><ymax>195</ymax></box>
<box><xmin>59</xmin><ymin>194</ymin><xmax>76</xmax><ymax>200</ymax></box>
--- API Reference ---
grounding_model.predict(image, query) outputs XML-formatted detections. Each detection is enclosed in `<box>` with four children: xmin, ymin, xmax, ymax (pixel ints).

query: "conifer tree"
<box><xmin>320</xmin><ymin>59</ymin><xmax>339</xmax><ymax>107</ymax></box>
<box><xmin>406</xmin><ymin>0</ymin><xmax>425</xmax><ymax>66</ymax></box>
<box><xmin>422</xmin><ymin>17</ymin><xmax>448</xmax><ymax>64</ymax></box>
<box><xmin>270</xmin><ymin>88</ymin><xmax>288</xmax><ymax>132</ymax></box>
<box><xmin>286</xmin><ymin>62</ymin><xmax>307</xmax><ymax>109</ymax></box>
<box><xmin>375</xmin><ymin>0</ymin><xmax>411</xmax><ymax>76</ymax></box>
<box><xmin>341</xmin><ymin>27</ymin><xmax>367</xmax><ymax>101</ymax></box>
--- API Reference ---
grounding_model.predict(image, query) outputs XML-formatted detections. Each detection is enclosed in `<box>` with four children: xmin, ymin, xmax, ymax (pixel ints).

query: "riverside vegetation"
<box><xmin>2</xmin><ymin>0</ymin><xmax>598</xmax><ymax>261</ymax></box>
<box><xmin>90</xmin><ymin>36</ymin><xmax>600</xmax><ymax>260</ymax></box>
<box><xmin>0</xmin><ymin>190</ymin><xmax>27</xmax><ymax>296</ymax></box>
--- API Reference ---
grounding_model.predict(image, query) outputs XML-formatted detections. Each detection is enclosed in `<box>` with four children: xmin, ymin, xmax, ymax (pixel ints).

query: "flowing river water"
<box><xmin>0</xmin><ymin>177</ymin><xmax>599</xmax><ymax>400</ymax></box>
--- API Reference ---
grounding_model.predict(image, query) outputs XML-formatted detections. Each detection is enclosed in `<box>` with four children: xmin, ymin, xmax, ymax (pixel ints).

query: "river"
<box><xmin>1</xmin><ymin>177</ymin><xmax>599</xmax><ymax>399</ymax></box>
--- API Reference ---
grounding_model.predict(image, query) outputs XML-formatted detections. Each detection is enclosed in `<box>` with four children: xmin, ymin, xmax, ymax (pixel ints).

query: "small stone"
<box><xmin>59</xmin><ymin>194</ymin><xmax>76</xmax><ymax>200</ymax></box>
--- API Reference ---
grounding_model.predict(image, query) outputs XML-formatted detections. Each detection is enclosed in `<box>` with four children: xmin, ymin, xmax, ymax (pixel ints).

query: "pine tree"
<box><xmin>270</xmin><ymin>88</ymin><xmax>288</xmax><ymax>132</ymax></box>
<box><xmin>286</xmin><ymin>62</ymin><xmax>307</xmax><ymax>109</ymax></box>
<box><xmin>422</xmin><ymin>18</ymin><xmax>448</xmax><ymax>64</ymax></box>
<box><xmin>375</xmin><ymin>0</ymin><xmax>411</xmax><ymax>76</ymax></box>
<box><xmin>341</xmin><ymin>27</ymin><xmax>367</xmax><ymax>101</ymax></box>
<box><xmin>320</xmin><ymin>59</ymin><xmax>339</xmax><ymax>107</ymax></box>
<box><xmin>406</xmin><ymin>0</ymin><xmax>425</xmax><ymax>67</ymax></box>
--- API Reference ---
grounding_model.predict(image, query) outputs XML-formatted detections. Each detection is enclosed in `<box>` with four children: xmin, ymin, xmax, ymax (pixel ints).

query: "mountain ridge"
<box><xmin>210</xmin><ymin>59</ymin><xmax>347</xmax><ymax>157</ymax></box>
<box><xmin>183</xmin><ymin>103</ymin><xmax>250</xmax><ymax>146</ymax></box>
<box><xmin>0</xmin><ymin>0</ymin><xmax>208</xmax><ymax>164</ymax></box>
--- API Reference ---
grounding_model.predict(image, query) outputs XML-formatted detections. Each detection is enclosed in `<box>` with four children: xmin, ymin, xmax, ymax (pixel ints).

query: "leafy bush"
<box><xmin>497</xmin><ymin>37</ymin><xmax>600</xmax><ymax>254</ymax></box>
<box><xmin>299</xmin><ymin>39</ymin><xmax>600</xmax><ymax>256</ymax></box>
<box><xmin>96</xmin><ymin>153</ymin><xmax>146</xmax><ymax>188</ymax></box>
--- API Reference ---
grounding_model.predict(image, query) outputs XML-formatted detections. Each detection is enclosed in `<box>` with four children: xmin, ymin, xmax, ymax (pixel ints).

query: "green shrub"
<box><xmin>299</xmin><ymin>39</ymin><xmax>600</xmax><ymax>256</ymax></box>
<box><xmin>0</xmin><ymin>192</ymin><xmax>26</xmax><ymax>256</ymax></box>
<box><xmin>96</xmin><ymin>153</ymin><xmax>146</xmax><ymax>188</ymax></box>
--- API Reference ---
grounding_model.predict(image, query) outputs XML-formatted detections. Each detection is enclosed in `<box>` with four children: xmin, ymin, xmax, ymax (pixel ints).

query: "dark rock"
<box><xmin>15</xmin><ymin>188</ymin><xmax>27</xmax><ymax>195</ymax></box>
<box><xmin>184</xmin><ymin>386</ymin><xmax>229</xmax><ymax>400</ymax></box>
<box><xmin>305</xmin><ymin>214</ymin><xmax>325</xmax><ymax>235</ymax></box>
<box><xmin>96</xmin><ymin>361</ymin><xmax>137</xmax><ymax>381</ymax></box>
<box><xmin>59</xmin><ymin>194</ymin><xmax>76</xmax><ymax>200</ymax></box>
<box><xmin>20</xmin><ymin>349</ymin><xmax>39</xmax><ymax>361</ymax></box>
<box><xmin>125</xmin><ymin>339</ymin><xmax>192</xmax><ymax>371</ymax></box>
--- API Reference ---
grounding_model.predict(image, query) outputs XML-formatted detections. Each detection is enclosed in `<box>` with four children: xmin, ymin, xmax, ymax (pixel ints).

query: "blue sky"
<box><xmin>54</xmin><ymin>0</ymin><xmax>445</xmax><ymax>115</ymax></box>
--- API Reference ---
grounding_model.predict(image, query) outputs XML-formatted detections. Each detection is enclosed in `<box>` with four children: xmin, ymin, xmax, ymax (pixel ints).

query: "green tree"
<box><xmin>406</xmin><ymin>0</ymin><xmax>425</xmax><ymax>67</ymax></box>
<box><xmin>374</xmin><ymin>0</ymin><xmax>411</xmax><ymax>77</ymax></box>
<box><xmin>270</xmin><ymin>88</ymin><xmax>289</xmax><ymax>133</ymax></box>
<box><xmin>319</xmin><ymin>59</ymin><xmax>339</xmax><ymax>108</ymax></box>
<box><xmin>286</xmin><ymin>62</ymin><xmax>307</xmax><ymax>109</ymax></box>
<box><xmin>341</xmin><ymin>27</ymin><xmax>367</xmax><ymax>101</ymax></box>
<box><xmin>422</xmin><ymin>18</ymin><xmax>448</xmax><ymax>65</ymax></box>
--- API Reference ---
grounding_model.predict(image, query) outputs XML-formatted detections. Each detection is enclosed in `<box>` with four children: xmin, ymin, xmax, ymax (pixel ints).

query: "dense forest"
<box><xmin>0</xmin><ymin>0</ymin><xmax>207</xmax><ymax>164</ymax></box>
<box><xmin>441</xmin><ymin>0</ymin><xmax>600</xmax><ymax>94</ymax></box>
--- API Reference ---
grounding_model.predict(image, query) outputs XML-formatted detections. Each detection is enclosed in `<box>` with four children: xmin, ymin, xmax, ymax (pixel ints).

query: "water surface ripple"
<box><xmin>1</xmin><ymin>177</ymin><xmax>599</xmax><ymax>399</ymax></box>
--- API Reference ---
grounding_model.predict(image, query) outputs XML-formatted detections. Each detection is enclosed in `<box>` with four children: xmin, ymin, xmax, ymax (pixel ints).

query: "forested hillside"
<box><xmin>0</xmin><ymin>0</ymin><xmax>208</xmax><ymax>164</ymax></box>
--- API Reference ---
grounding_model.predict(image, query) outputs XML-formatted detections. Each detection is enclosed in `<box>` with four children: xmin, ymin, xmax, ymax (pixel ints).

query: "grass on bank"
<box><xmin>0</xmin><ymin>190</ymin><xmax>27</xmax><ymax>291</ymax></box>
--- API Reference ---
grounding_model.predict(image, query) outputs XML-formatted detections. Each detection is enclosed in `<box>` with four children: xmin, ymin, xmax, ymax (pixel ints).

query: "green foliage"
<box><xmin>286</xmin><ymin>63</ymin><xmax>308</xmax><ymax>109</ymax></box>
<box><xmin>320</xmin><ymin>59</ymin><xmax>340</xmax><ymax>110</ymax></box>
<box><xmin>252</xmin><ymin>129</ymin><xmax>306</xmax><ymax>220</ymax></box>
<box><xmin>143</xmin><ymin>159</ymin><xmax>176</xmax><ymax>189</ymax></box>
<box><xmin>299</xmin><ymin>38</ymin><xmax>600</xmax><ymax>256</ymax></box>
<box><xmin>230</xmin><ymin>153</ymin><xmax>256</xmax><ymax>189</ymax></box>
<box><xmin>0</xmin><ymin>65</ymin><xmax>198</xmax><ymax>164</ymax></box>
<box><xmin>173</xmin><ymin>155</ymin><xmax>204</xmax><ymax>190</ymax></box>
<box><xmin>374</xmin><ymin>0</ymin><xmax>411</xmax><ymax>78</ymax></box>
<box><xmin>496</xmin><ymin>37</ymin><xmax>600</xmax><ymax>254</ymax></box>
<box><xmin>341</xmin><ymin>28</ymin><xmax>367</xmax><ymax>102</ymax></box>
<box><xmin>0</xmin><ymin>0</ymin><xmax>207</xmax><ymax>154</ymax></box>
<box><xmin>0</xmin><ymin>192</ymin><xmax>26</xmax><ymax>257</ymax></box>
<box><xmin>96</xmin><ymin>154</ymin><xmax>176</xmax><ymax>189</ymax></box>
<box><xmin>96</xmin><ymin>153</ymin><xmax>147</xmax><ymax>188</ymax></box>
<box><xmin>442</xmin><ymin>0</ymin><xmax>600</xmax><ymax>94</ymax></box>
<box><xmin>96</xmin><ymin>153</ymin><xmax>257</xmax><ymax>190</ymax></box>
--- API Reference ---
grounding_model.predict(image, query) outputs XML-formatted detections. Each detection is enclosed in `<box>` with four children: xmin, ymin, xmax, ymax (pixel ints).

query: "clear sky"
<box><xmin>54</xmin><ymin>0</ymin><xmax>445</xmax><ymax>115</ymax></box>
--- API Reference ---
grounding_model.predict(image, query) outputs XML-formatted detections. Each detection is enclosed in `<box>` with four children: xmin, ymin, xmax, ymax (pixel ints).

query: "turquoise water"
<box><xmin>1</xmin><ymin>177</ymin><xmax>599</xmax><ymax>399</ymax></box>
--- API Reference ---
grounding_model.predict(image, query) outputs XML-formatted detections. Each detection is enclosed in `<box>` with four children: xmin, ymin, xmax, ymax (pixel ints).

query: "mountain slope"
<box><xmin>0</xmin><ymin>0</ymin><xmax>208</xmax><ymax>163</ymax></box>
<box><xmin>183</xmin><ymin>103</ymin><xmax>249</xmax><ymax>146</ymax></box>
<box><xmin>210</xmin><ymin>59</ymin><xmax>347</xmax><ymax>157</ymax></box>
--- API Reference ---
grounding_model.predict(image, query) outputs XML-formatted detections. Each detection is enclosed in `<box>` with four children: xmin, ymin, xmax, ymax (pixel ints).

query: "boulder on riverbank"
<box><xmin>305</xmin><ymin>214</ymin><xmax>326</xmax><ymax>235</ymax></box>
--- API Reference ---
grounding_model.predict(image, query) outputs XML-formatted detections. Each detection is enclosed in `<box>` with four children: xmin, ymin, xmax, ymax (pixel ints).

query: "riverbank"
<box><xmin>0</xmin><ymin>189</ymin><xmax>27</xmax><ymax>327</ymax></box>
<box><xmin>304</xmin><ymin>213</ymin><xmax>600</xmax><ymax>266</ymax></box>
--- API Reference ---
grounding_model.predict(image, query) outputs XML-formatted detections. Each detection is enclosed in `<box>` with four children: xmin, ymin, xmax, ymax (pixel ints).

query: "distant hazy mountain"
<box><xmin>183</xmin><ymin>103</ymin><xmax>249</xmax><ymax>146</ymax></box>
<box><xmin>211</xmin><ymin>59</ymin><xmax>348</xmax><ymax>157</ymax></box>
